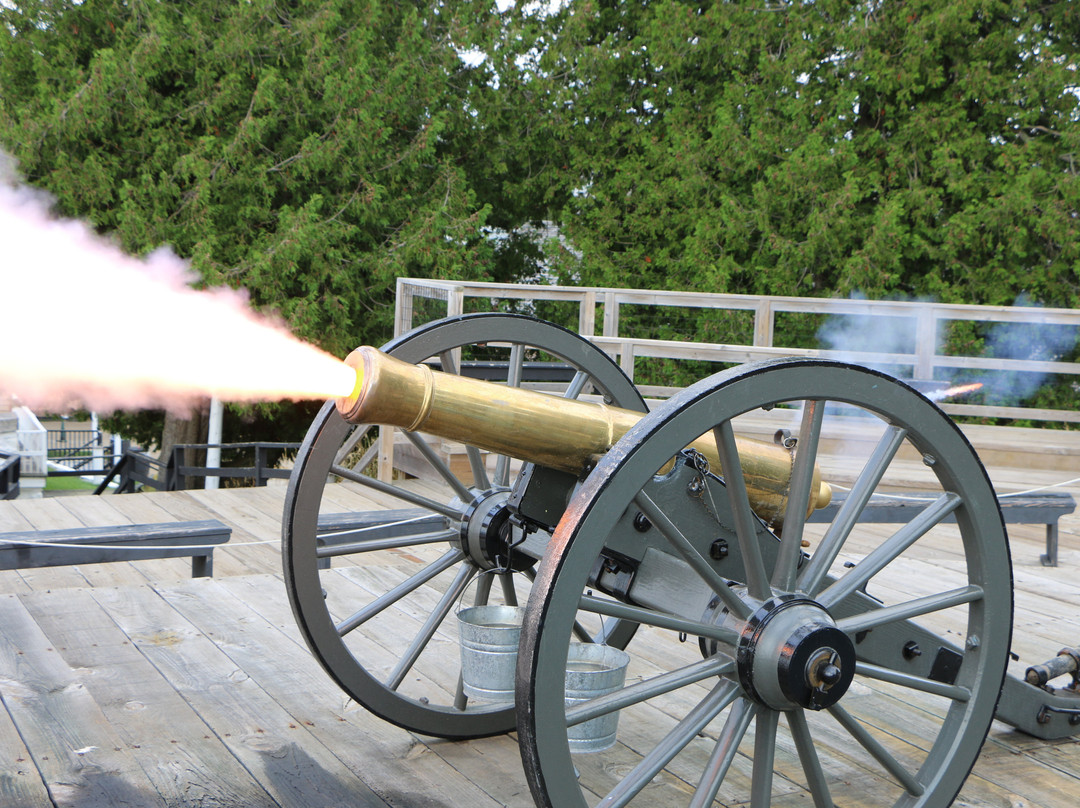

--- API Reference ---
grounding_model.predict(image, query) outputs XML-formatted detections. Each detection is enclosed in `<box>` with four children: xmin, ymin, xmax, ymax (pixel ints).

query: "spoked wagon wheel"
<box><xmin>519</xmin><ymin>359</ymin><xmax>1012</xmax><ymax>807</ymax></box>
<box><xmin>283</xmin><ymin>313</ymin><xmax>646</xmax><ymax>739</ymax></box>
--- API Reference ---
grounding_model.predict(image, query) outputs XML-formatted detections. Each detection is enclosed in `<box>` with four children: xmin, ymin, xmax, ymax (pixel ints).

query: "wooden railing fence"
<box><xmin>395</xmin><ymin>279</ymin><xmax>1080</xmax><ymax>425</ymax></box>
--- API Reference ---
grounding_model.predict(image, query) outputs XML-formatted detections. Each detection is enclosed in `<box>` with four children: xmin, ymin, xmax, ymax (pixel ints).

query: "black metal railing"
<box><xmin>46</xmin><ymin>427</ymin><xmax>117</xmax><ymax>475</ymax></box>
<box><xmin>94</xmin><ymin>448</ymin><xmax>166</xmax><ymax>494</ymax></box>
<box><xmin>0</xmin><ymin>450</ymin><xmax>20</xmax><ymax>500</ymax></box>
<box><xmin>94</xmin><ymin>442</ymin><xmax>300</xmax><ymax>494</ymax></box>
<box><xmin>165</xmin><ymin>442</ymin><xmax>300</xmax><ymax>490</ymax></box>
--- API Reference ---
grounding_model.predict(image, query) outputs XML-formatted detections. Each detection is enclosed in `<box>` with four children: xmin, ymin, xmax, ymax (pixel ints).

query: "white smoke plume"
<box><xmin>815</xmin><ymin>292</ymin><xmax>1079</xmax><ymax>407</ymax></box>
<box><xmin>0</xmin><ymin>151</ymin><xmax>355</xmax><ymax>413</ymax></box>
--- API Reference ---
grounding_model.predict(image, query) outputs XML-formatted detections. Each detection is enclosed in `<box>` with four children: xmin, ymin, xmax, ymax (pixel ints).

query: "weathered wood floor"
<box><xmin>0</xmin><ymin>436</ymin><xmax>1077</xmax><ymax>807</ymax></box>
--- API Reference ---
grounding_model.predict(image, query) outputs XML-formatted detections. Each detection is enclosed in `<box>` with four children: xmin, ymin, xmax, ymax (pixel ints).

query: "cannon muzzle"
<box><xmin>336</xmin><ymin>346</ymin><xmax>831</xmax><ymax>526</ymax></box>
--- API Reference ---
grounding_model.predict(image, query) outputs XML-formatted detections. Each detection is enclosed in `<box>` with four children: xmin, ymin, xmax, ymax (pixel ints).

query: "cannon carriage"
<box><xmin>283</xmin><ymin>313</ymin><xmax>1079</xmax><ymax>808</ymax></box>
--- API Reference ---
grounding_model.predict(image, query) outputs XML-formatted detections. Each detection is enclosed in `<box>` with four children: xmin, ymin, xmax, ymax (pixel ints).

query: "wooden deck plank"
<box><xmin>0</xmin><ymin>683</ymin><xmax>53</xmax><ymax>807</ymax></box>
<box><xmin>0</xmin><ymin>593</ymin><xmax>166</xmax><ymax>807</ymax></box>
<box><xmin>88</xmin><ymin>583</ymin><xmax>392</xmax><ymax>808</ymax></box>
<box><xmin>179</xmin><ymin>489</ymin><xmax>285</xmax><ymax>577</ymax></box>
<box><xmin>163</xmin><ymin>575</ymin><xmax>515</xmax><ymax>808</ymax></box>
<box><xmin>20</xmin><ymin>586</ymin><xmax>280</xmax><ymax>808</ymax></box>
<box><xmin>222</xmin><ymin>572</ymin><xmax>536</xmax><ymax>808</ymax></box>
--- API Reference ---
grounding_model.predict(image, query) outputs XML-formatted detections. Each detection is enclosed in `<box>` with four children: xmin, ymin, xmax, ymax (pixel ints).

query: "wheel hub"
<box><xmin>458</xmin><ymin>489</ymin><xmax>534</xmax><ymax>572</ymax></box>
<box><xmin>736</xmin><ymin>595</ymin><xmax>855</xmax><ymax>711</ymax></box>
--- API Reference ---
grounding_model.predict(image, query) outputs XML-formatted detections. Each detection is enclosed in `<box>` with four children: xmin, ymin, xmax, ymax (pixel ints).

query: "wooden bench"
<box><xmin>808</xmin><ymin>491</ymin><xmax>1077</xmax><ymax>567</ymax></box>
<box><xmin>0</xmin><ymin>519</ymin><xmax>232</xmax><ymax>578</ymax></box>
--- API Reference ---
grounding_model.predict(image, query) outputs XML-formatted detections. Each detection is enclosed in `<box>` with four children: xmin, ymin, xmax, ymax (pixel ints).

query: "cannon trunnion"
<box><xmin>284</xmin><ymin>313</ymin><xmax>1077</xmax><ymax>808</ymax></box>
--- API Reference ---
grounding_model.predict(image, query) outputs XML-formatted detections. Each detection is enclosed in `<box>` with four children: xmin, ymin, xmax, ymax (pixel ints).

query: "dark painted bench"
<box><xmin>808</xmin><ymin>491</ymin><xmax>1077</xmax><ymax>567</ymax></box>
<box><xmin>0</xmin><ymin>519</ymin><xmax>232</xmax><ymax>577</ymax></box>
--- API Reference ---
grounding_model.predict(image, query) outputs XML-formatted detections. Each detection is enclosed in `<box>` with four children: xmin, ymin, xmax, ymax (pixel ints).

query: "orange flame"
<box><xmin>0</xmin><ymin>169</ymin><xmax>356</xmax><ymax>412</ymax></box>
<box><xmin>929</xmin><ymin>382</ymin><xmax>984</xmax><ymax>402</ymax></box>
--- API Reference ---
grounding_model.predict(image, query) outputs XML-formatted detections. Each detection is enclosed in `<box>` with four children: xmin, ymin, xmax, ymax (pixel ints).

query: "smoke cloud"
<box><xmin>815</xmin><ymin>292</ymin><xmax>1079</xmax><ymax>408</ymax></box>
<box><xmin>815</xmin><ymin>293</ymin><xmax>932</xmax><ymax>379</ymax></box>
<box><xmin>0</xmin><ymin>152</ymin><xmax>355</xmax><ymax>413</ymax></box>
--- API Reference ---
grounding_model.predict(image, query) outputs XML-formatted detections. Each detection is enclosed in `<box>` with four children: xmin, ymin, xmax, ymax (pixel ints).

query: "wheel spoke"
<box><xmin>788</xmin><ymin>709</ymin><xmax>834</xmax><ymax>808</ymax></box>
<box><xmin>464</xmin><ymin>445</ymin><xmax>490</xmax><ymax>491</ymax></box>
<box><xmin>333</xmin><ymin>423</ymin><xmax>374</xmax><ymax>466</ymax></box>
<box><xmin>855</xmin><ymin>662</ymin><xmax>972</xmax><ymax>702</ymax></box>
<box><xmin>404</xmin><ymin>431</ymin><xmax>473</xmax><ymax>500</ymax></box>
<box><xmin>712</xmin><ymin>420</ymin><xmax>772</xmax><ymax>602</ymax></box>
<box><xmin>800</xmin><ymin>425</ymin><xmax>908</xmax><ymax>596</ymax></box>
<box><xmin>818</xmin><ymin>492</ymin><xmax>961</xmax><ymax>609</ymax></box>
<box><xmin>386</xmin><ymin>561</ymin><xmax>476</xmax><ymax>690</ymax></box>
<box><xmin>688</xmin><ymin>697</ymin><xmax>756</xmax><ymax>808</ymax></box>
<box><xmin>564</xmin><ymin>369</ymin><xmax>590</xmax><ymax>399</ymax></box>
<box><xmin>498</xmin><ymin>572</ymin><xmax>518</xmax><ymax>606</ymax></box>
<box><xmin>578</xmin><ymin>594</ymin><xmax>739</xmax><ymax>646</ymax></box>
<box><xmin>827</xmin><ymin>703</ymin><xmax>924</xmax><ymax>796</ymax></box>
<box><xmin>472</xmin><ymin>572</ymin><xmax>495</xmax><ymax>607</ymax></box>
<box><xmin>634</xmin><ymin>490</ymin><xmax>752</xmax><ymax>620</ymax></box>
<box><xmin>330</xmin><ymin>463</ymin><xmax>461</xmax><ymax>519</ymax></box>
<box><xmin>492</xmin><ymin>455</ymin><xmax>513</xmax><ymax>489</ymax></box>
<box><xmin>507</xmin><ymin>343</ymin><xmax>525</xmax><ymax>385</ymax></box>
<box><xmin>566</xmin><ymin>655</ymin><xmax>734</xmax><ymax>727</ymax></box>
<box><xmin>751</xmin><ymin>708</ymin><xmax>779</xmax><ymax>808</ymax></box>
<box><xmin>454</xmin><ymin>671</ymin><xmax>468</xmax><ymax>711</ymax></box>
<box><xmin>336</xmin><ymin>549</ymin><xmax>465</xmax><ymax>636</ymax></box>
<box><xmin>836</xmin><ymin>584</ymin><xmax>983</xmax><ymax>634</ymax></box>
<box><xmin>773</xmin><ymin>400</ymin><xmax>824</xmax><ymax>591</ymax></box>
<box><xmin>598</xmin><ymin>681</ymin><xmax>740</xmax><ymax>808</ymax></box>
<box><xmin>438</xmin><ymin>349</ymin><xmax>460</xmax><ymax>375</ymax></box>
<box><xmin>316</xmin><ymin>528</ymin><xmax>457</xmax><ymax>558</ymax></box>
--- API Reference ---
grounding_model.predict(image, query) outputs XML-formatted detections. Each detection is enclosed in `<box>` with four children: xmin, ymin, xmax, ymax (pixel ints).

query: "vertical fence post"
<box><xmin>255</xmin><ymin>445</ymin><xmax>266</xmax><ymax>486</ymax></box>
<box><xmin>205</xmin><ymin>397</ymin><xmax>223</xmax><ymax>490</ymax></box>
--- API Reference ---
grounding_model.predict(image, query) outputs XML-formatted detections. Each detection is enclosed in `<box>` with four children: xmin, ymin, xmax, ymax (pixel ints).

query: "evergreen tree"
<box><xmin>466</xmin><ymin>0</ymin><xmax>1080</xmax><ymax>309</ymax></box>
<box><xmin>1</xmin><ymin>0</ymin><xmax>501</xmax><ymax>447</ymax></box>
<box><xmin>1</xmin><ymin>0</ymin><xmax>498</xmax><ymax>357</ymax></box>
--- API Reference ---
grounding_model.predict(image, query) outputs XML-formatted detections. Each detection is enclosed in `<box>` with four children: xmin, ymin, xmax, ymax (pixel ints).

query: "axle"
<box><xmin>335</xmin><ymin>346</ymin><xmax>831</xmax><ymax>527</ymax></box>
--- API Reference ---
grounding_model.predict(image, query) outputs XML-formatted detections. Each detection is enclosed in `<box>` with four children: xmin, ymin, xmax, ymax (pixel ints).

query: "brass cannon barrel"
<box><xmin>336</xmin><ymin>347</ymin><xmax>831</xmax><ymax>525</ymax></box>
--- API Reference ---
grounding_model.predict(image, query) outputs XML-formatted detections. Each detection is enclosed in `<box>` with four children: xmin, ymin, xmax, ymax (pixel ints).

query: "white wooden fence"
<box><xmin>394</xmin><ymin>278</ymin><xmax>1080</xmax><ymax>425</ymax></box>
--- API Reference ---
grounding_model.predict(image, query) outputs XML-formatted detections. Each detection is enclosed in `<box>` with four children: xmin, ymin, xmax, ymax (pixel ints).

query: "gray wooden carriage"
<box><xmin>282</xmin><ymin>313</ymin><xmax>1080</xmax><ymax>808</ymax></box>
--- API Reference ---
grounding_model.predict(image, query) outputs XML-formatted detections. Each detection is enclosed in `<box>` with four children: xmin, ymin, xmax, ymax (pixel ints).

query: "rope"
<box><xmin>997</xmin><ymin>476</ymin><xmax>1080</xmax><ymax>498</ymax></box>
<box><xmin>828</xmin><ymin>476</ymin><xmax>1080</xmax><ymax>501</ymax></box>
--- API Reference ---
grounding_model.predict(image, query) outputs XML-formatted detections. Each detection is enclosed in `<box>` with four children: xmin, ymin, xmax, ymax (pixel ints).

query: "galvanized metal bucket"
<box><xmin>457</xmin><ymin>604</ymin><xmax>525</xmax><ymax>702</ymax></box>
<box><xmin>565</xmin><ymin>643</ymin><xmax>631</xmax><ymax>753</ymax></box>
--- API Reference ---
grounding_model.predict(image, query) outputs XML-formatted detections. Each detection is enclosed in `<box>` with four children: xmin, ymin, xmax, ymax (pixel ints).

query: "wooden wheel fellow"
<box><xmin>518</xmin><ymin>359</ymin><xmax>1012</xmax><ymax>807</ymax></box>
<box><xmin>283</xmin><ymin>313</ymin><xmax>645</xmax><ymax>739</ymax></box>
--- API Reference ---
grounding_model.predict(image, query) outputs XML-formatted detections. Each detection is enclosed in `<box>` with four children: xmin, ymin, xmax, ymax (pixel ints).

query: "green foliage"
<box><xmin>466</xmin><ymin>0</ymin><xmax>1080</xmax><ymax>310</ymax></box>
<box><xmin>0</xmin><ymin>0</ymin><xmax>501</xmax><ymax>358</ymax></box>
<box><xmin>1</xmin><ymin>0</ymin><xmax>512</xmax><ymax>441</ymax></box>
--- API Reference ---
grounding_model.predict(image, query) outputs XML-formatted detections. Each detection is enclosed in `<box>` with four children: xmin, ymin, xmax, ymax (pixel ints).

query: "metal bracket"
<box><xmin>588</xmin><ymin>548</ymin><xmax>639</xmax><ymax>602</ymax></box>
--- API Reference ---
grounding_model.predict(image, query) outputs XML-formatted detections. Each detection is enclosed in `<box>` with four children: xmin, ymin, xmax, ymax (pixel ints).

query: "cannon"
<box><xmin>283</xmin><ymin>313</ymin><xmax>1080</xmax><ymax>808</ymax></box>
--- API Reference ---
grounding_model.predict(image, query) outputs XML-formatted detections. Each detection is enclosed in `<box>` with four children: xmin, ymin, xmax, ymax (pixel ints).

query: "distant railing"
<box><xmin>166</xmin><ymin>442</ymin><xmax>300</xmax><ymax>491</ymax></box>
<box><xmin>0</xmin><ymin>450</ymin><xmax>20</xmax><ymax>500</ymax></box>
<box><xmin>93</xmin><ymin>448</ymin><xmax>164</xmax><ymax>494</ymax></box>
<box><xmin>395</xmin><ymin>279</ymin><xmax>1080</xmax><ymax>424</ymax></box>
<box><xmin>94</xmin><ymin>442</ymin><xmax>301</xmax><ymax>494</ymax></box>
<box><xmin>46</xmin><ymin>427</ymin><xmax>115</xmax><ymax>475</ymax></box>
